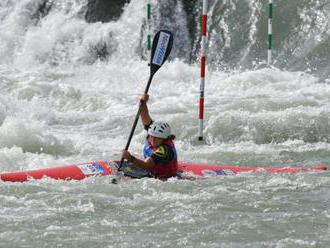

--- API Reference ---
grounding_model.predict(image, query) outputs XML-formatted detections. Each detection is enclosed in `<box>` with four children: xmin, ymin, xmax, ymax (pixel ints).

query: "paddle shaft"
<box><xmin>119</xmin><ymin>73</ymin><xmax>154</xmax><ymax>167</ymax></box>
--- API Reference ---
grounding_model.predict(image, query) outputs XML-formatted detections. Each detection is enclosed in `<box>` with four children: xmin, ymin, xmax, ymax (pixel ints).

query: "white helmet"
<box><xmin>148</xmin><ymin>121</ymin><xmax>171</xmax><ymax>139</ymax></box>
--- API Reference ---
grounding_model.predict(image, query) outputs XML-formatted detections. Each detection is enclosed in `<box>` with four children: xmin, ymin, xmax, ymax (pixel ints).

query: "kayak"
<box><xmin>0</xmin><ymin>160</ymin><xmax>327</xmax><ymax>182</ymax></box>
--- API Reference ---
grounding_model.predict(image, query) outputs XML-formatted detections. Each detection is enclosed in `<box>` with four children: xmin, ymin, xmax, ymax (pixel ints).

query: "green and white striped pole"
<box><xmin>147</xmin><ymin>0</ymin><xmax>152</xmax><ymax>52</ymax></box>
<box><xmin>267</xmin><ymin>0</ymin><xmax>273</xmax><ymax>65</ymax></box>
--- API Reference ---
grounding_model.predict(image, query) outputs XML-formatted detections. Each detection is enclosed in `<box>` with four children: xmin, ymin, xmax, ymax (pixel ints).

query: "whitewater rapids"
<box><xmin>0</xmin><ymin>0</ymin><xmax>329</xmax><ymax>247</ymax></box>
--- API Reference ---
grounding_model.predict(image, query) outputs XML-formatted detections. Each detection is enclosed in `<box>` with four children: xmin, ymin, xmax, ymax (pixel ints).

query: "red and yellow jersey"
<box><xmin>143</xmin><ymin>138</ymin><xmax>178</xmax><ymax>178</ymax></box>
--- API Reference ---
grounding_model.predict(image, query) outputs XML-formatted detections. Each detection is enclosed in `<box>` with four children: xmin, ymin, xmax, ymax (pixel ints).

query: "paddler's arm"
<box><xmin>140</xmin><ymin>94</ymin><xmax>152</xmax><ymax>127</ymax></box>
<box><xmin>130</xmin><ymin>156</ymin><xmax>155</xmax><ymax>170</ymax></box>
<box><xmin>121</xmin><ymin>150</ymin><xmax>155</xmax><ymax>169</ymax></box>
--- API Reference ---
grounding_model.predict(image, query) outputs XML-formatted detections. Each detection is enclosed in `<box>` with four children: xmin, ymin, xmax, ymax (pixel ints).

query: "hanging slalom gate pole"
<box><xmin>267</xmin><ymin>0</ymin><xmax>273</xmax><ymax>65</ymax></box>
<box><xmin>198</xmin><ymin>0</ymin><xmax>208</xmax><ymax>141</ymax></box>
<box><xmin>147</xmin><ymin>0</ymin><xmax>152</xmax><ymax>52</ymax></box>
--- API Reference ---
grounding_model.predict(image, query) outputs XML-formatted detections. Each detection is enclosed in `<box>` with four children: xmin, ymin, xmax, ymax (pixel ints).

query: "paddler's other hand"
<box><xmin>121</xmin><ymin>150</ymin><xmax>132</xmax><ymax>160</ymax></box>
<box><xmin>140</xmin><ymin>93</ymin><xmax>149</xmax><ymax>104</ymax></box>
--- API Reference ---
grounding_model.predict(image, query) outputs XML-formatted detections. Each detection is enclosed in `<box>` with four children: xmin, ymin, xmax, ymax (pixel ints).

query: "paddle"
<box><xmin>119</xmin><ymin>30</ymin><xmax>174</xmax><ymax>168</ymax></box>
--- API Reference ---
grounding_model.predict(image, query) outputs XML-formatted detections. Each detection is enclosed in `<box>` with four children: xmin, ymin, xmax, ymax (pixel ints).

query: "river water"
<box><xmin>0</xmin><ymin>0</ymin><xmax>329</xmax><ymax>247</ymax></box>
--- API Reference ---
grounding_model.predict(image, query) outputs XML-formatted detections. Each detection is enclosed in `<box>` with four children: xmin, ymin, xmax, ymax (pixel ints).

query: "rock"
<box><xmin>85</xmin><ymin>0</ymin><xmax>130</xmax><ymax>23</ymax></box>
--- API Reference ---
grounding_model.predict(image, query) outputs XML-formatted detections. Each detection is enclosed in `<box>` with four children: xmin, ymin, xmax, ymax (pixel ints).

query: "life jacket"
<box><xmin>143</xmin><ymin>138</ymin><xmax>178</xmax><ymax>178</ymax></box>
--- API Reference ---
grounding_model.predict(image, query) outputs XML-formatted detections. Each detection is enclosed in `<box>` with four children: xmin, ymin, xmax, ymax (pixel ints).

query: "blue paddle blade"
<box><xmin>150</xmin><ymin>30</ymin><xmax>173</xmax><ymax>75</ymax></box>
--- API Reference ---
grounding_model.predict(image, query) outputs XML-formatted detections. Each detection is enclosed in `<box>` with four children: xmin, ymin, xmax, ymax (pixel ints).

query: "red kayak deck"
<box><xmin>0</xmin><ymin>161</ymin><xmax>327</xmax><ymax>182</ymax></box>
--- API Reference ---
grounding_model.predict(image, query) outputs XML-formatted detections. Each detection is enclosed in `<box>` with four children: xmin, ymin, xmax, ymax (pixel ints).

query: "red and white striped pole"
<box><xmin>198</xmin><ymin>0</ymin><xmax>208</xmax><ymax>141</ymax></box>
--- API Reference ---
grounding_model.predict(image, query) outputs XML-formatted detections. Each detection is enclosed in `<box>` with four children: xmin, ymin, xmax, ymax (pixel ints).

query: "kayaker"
<box><xmin>121</xmin><ymin>94</ymin><xmax>178</xmax><ymax>179</ymax></box>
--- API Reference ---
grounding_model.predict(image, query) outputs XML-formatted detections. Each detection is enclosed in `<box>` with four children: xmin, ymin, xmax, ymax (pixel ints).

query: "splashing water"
<box><xmin>0</xmin><ymin>0</ymin><xmax>329</xmax><ymax>247</ymax></box>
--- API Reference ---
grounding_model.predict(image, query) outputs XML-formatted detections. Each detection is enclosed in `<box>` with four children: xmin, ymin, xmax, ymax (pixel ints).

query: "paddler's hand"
<box><xmin>121</xmin><ymin>150</ymin><xmax>132</xmax><ymax>160</ymax></box>
<box><xmin>140</xmin><ymin>94</ymin><xmax>149</xmax><ymax>104</ymax></box>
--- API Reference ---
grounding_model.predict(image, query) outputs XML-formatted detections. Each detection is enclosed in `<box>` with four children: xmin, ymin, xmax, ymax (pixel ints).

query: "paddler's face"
<box><xmin>149</xmin><ymin>136</ymin><xmax>164</xmax><ymax>147</ymax></box>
